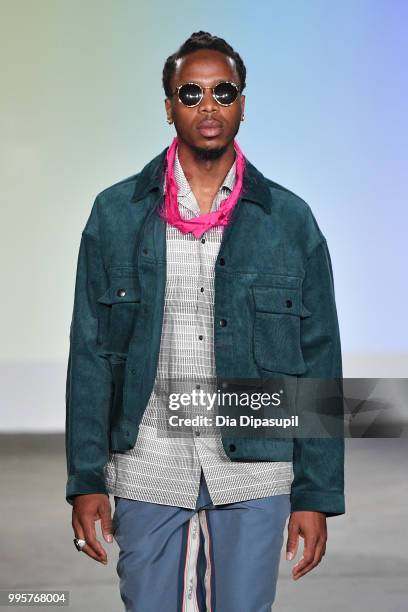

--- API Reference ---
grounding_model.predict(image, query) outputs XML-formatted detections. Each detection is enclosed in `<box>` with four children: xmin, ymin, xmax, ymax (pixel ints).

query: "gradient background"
<box><xmin>1</xmin><ymin>0</ymin><xmax>407</xmax><ymax>429</ymax></box>
<box><xmin>0</xmin><ymin>1</ymin><xmax>407</xmax><ymax>611</ymax></box>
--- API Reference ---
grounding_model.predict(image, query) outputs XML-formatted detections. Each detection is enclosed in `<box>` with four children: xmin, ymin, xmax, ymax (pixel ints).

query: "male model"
<box><xmin>66</xmin><ymin>31</ymin><xmax>345</xmax><ymax>611</ymax></box>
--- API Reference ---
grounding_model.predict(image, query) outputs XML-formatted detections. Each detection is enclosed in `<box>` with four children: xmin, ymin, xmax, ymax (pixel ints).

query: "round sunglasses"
<box><xmin>171</xmin><ymin>80</ymin><xmax>240</xmax><ymax>108</ymax></box>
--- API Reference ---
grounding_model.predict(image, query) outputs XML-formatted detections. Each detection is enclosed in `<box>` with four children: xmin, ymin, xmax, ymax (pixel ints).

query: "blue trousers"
<box><xmin>112</xmin><ymin>470</ymin><xmax>290</xmax><ymax>611</ymax></box>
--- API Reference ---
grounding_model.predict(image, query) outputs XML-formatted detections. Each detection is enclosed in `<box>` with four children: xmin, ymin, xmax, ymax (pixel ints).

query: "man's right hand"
<box><xmin>72</xmin><ymin>493</ymin><xmax>113</xmax><ymax>564</ymax></box>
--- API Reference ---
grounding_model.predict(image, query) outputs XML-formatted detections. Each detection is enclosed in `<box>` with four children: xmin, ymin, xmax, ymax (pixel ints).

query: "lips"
<box><xmin>197</xmin><ymin>119</ymin><xmax>223</xmax><ymax>137</ymax></box>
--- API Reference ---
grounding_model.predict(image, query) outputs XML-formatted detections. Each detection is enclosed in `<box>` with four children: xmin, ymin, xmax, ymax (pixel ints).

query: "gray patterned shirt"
<box><xmin>104</xmin><ymin>149</ymin><xmax>294</xmax><ymax>508</ymax></box>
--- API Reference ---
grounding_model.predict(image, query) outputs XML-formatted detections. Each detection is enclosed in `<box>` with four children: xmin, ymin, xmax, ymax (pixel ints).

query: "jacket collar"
<box><xmin>130</xmin><ymin>146</ymin><xmax>272</xmax><ymax>214</ymax></box>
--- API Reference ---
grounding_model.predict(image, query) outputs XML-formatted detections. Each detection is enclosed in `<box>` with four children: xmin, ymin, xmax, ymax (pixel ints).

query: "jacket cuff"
<box><xmin>66</xmin><ymin>471</ymin><xmax>108</xmax><ymax>506</ymax></box>
<box><xmin>290</xmin><ymin>490</ymin><xmax>345</xmax><ymax>517</ymax></box>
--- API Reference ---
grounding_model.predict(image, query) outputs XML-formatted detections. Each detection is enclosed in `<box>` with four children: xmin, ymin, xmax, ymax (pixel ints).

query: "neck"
<box><xmin>176</xmin><ymin>138</ymin><xmax>236</xmax><ymax>191</ymax></box>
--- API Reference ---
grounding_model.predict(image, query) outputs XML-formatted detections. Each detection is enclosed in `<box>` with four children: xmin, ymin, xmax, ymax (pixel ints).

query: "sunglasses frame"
<box><xmin>171</xmin><ymin>80</ymin><xmax>240</xmax><ymax>108</ymax></box>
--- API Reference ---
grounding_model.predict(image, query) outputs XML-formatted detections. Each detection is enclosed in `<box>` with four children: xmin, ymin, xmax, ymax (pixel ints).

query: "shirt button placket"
<box><xmin>197</xmin><ymin>230</ymin><xmax>206</xmax><ymax>345</ymax></box>
<box><xmin>195</xmin><ymin>233</ymin><xmax>206</xmax><ymax>441</ymax></box>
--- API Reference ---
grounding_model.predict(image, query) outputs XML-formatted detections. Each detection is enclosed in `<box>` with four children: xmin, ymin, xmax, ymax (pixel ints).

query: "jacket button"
<box><xmin>143</xmin><ymin>247</ymin><xmax>148</xmax><ymax>254</ymax></box>
<box><xmin>117</xmin><ymin>288</ymin><xmax>126</xmax><ymax>297</ymax></box>
<box><xmin>286</xmin><ymin>299</ymin><xmax>292</xmax><ymax>308</ymax></box>
<box><xmin>229</xmin><ymin>443</ymin><xmax>236</xmax><ymax>452</ymax></box>
<box><xmin>130</xmin><ymin>368</ymin><xmax>137</xmax><ymax>375</ymax></box>
<box><xmin>219</xmin><ymin>258</ymin><xmax>225</xmax><ymax>266</ymax></box>
<box><xmin>219</xmin><ymin>319</ymin><xmax>227</xmax><ymax>327</ymax></box>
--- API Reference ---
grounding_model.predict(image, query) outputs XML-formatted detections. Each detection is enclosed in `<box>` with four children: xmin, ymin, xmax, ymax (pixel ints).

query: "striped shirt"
<box><xmin>104</xmin><ymin>149</ymin><xmax>294</xmax><ymax>508</ymax></box>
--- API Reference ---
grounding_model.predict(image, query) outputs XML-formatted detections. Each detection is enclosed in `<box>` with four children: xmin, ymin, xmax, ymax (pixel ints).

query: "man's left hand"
<box><xmin>285</xmin><ymin>511</ymin><xmax>327</xmax><ymax>580</ymax></box>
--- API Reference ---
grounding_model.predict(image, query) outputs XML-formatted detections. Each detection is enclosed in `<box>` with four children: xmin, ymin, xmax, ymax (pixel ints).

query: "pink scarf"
<box><xmin>157</xmin><ymin>136</ymin><xmax>246</xmax><ymax>239</ymax></box>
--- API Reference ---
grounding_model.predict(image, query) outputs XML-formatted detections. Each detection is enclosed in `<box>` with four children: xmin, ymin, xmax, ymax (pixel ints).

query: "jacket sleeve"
<box><xmin>65</xmin><ymin>201</ymin><xmax>113</xmax><ymax>506</ymax></box>
<box><xmin>290</xmin><ymin>238</ymin><xmax>345</xmax><ymax>517</ymax></box>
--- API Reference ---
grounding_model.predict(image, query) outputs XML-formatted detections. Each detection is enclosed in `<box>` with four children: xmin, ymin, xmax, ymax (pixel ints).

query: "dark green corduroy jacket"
<box><xmin>65</xmin><ymin>146</ymin><xmax>345</xmax><ymax>516</ymax></box>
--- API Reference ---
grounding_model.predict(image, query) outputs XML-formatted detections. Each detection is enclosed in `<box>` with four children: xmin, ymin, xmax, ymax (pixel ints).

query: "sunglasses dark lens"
<box><xmin>178</xmin><ymin>83</ymin><xmax>203</xmax><ymax>106</ymax></box>
<box><xmin>214</xmin><ymin>82</ymin><xmax>238</xmax><ymax>105</ymax></box>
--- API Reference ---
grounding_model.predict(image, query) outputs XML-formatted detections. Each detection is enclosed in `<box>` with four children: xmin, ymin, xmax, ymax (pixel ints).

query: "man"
<box><xmin>66</xmin><ymin>31</ymin><xmax>345</xmax><ymax>611</ymax></box>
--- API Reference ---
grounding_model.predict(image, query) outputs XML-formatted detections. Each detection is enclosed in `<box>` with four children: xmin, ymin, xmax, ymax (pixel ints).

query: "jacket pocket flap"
<box><xmin>252</xmin><ymin>285</ymin><xmax>306</xmax><ymax>316</ymax></box>
<box><xmin>97</xmin><ymin>284</ymin><xmax>141</xmax><ymax>305</ymax></box>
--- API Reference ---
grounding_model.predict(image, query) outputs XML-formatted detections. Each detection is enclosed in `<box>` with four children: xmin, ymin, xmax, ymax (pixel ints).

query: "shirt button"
<box><xmin>198</xmin><ymin>335</ymin><xmax>203</xmax><ymax>340</ymax></box>
<box><xmin>200</xmin><ymin>287</ymin><xmax>204</xmax><ymax>292</ymax></box>
<box><xmin>219</xmin><ymin>319</ymin><xmax>227</xmax><ymax>327</ymax></box>
<box><xmin>117</xmin><ymin>288</ymin><xmax>126</xmax><ymax>297</ymax></box>
<box><xmin>201</xmin><ymin>238</ymin><xmax>206</xmax><ymax>244</ymax></box>
<box><xmin>196</xmin><ymin>384</ymin><xmax>200</xmax><ymax>389</ymax></box>
<box><xmin>195</xmin><ymin>431</ymin><xmax>200</xmax><ymax>437</ymax></box>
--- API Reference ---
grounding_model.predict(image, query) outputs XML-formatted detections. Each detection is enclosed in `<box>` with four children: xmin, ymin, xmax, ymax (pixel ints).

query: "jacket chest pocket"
<box><xmin>97</xmin><ymin>281</ymin><xmax>141</xmax><ymax>356</ymax></box>
<box><xmin>251</xmin><ymin>284</ymin><xmax>311</xmax><ymax>375</ymax></box>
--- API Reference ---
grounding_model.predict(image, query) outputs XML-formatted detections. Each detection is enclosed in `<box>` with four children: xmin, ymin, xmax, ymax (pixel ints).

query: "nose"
<box><xmin>199</xmin><ymin>87</ymin><xmax>218</xmax><ymax>112</ymax></box>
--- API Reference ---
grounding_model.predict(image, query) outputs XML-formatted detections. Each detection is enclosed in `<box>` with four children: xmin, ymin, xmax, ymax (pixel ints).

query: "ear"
<box><xmin>240</xmin><ymin>94</ymin><xmax>246</xmax><ymax>119</ymax></box>
<box><xmin>164</xmin><ymin>98</ymin><xmax>173</xmax><ymax>122</ymax></box>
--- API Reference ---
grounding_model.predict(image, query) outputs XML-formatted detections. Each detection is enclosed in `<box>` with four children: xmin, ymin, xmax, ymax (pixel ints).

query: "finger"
<box><xmin>292</xmin><ymin>534</ymin><xmax>318</xmax><ymax>579</ymax></box>
<box><xmin>80</xmin><ymin>514</ymin><xmax>108</xmax><ymax>563</ymax></box>
<box><xmin>72</xmin><ymin>511</ymin><xmax>85</xmax><ymax>539</ymax></box>
<box><xmin>99</xmin><ymin>500</ymin><xmax>114</xmax><ymax>543</ymax></box>
<box><xmin>314</xmin><ymin>536</ymin><xmax>326</xmax><ymax>565</ymax></box>
<box><xmin>293</xmin><ymin>535</ymin><xmax>325</xmax><ymax>580</ymax></box>
<box><xmin>286</xmin><ymin>517</ymin><xmax>300</xmax><ymax>561</ymax></box>
<box><xmin>72</xmin><ymin>512</ymin><xmax>106</xmax><ymax>564</ymax></box>
<box><xmin>80</xmin><ymin>543</ymin><xmax>108</xmax><ymax>564</ymax></box>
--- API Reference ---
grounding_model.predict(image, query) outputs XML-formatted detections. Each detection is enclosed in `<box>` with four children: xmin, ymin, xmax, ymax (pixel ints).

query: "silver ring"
<box><xmin>73</xmin><ymin>537</ymin><xmax>87</xmax><ymax>551</ymax></box>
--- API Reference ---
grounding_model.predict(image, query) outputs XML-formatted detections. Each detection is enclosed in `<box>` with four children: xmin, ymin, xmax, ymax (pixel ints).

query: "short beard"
<box><xmin>190</xmin><ymin>143</ymin><xmax>228</xmax><ymax>161</ymax></box>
